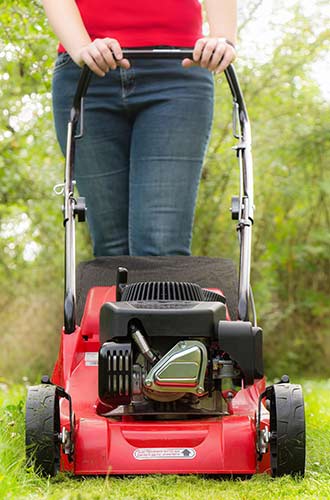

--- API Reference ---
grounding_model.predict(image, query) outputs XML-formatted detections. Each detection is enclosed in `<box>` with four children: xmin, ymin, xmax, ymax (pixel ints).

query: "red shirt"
<box><xmin>59</xmin><ymin>0</ymin><xmax>203</xmax><ymax>52</ymax></box>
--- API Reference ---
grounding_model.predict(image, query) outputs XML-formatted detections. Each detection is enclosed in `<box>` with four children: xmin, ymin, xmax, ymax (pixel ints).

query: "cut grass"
<box><xmin>0</xmin><ymin>380</ymin><xmax>329</xmax><ymax>500</ymax></box>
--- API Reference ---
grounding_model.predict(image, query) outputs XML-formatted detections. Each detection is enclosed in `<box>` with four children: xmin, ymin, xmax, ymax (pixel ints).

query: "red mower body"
<box><xmin>52</xmin><ymin>286</ymin><xmax>270</xmax><ymax>476</ymax></box>
<box><xmin>25</xmin><ymin>59</ymin><xmax>305</xmax><ymax>480</ymax></box>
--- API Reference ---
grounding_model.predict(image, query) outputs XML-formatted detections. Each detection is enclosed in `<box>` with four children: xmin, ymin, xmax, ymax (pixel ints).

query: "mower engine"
<box><xmin>98</xmin><ymin>280</ymin><xmax>262</xmax><ymax>414</ymax></box>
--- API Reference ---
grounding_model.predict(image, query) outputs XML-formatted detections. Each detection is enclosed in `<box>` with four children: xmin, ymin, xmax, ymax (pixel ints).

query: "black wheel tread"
<box><xmin>270</xmin><ymin>383</ymin><xmax>305</xmax><ymax>477</ymax></box>
<box><xmin>25</xmin><ymin>384</ymin><xmax>60</xmax><ymax>476</ymax></box>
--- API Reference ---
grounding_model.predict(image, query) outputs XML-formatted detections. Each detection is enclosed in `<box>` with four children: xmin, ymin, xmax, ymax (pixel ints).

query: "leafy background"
<box><xmin>1</xmin><ymin>0</ymin><xmax>330</xmax><ymax>383</ymax></box>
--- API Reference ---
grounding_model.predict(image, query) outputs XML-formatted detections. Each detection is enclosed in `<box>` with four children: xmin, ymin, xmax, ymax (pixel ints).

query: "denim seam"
<box><xmin>78</xmin><ymin>168</ymin><xmax>128</xmax><ymax>179</ymax></box>
<box><xmin>53</xmin><ymin>54</ymin><xmax>73</xmax><ymax>74</ymax></box>
<box><xmin>128</xmin><ymin>165</ymin><xmax>133</xmax><ymax>255</ymax></box>
<box><xmin>120</xmin><ymin>67</ymin><xmax>136</xmax><ymax>100</ymax></box>
<box><xmin>187</xmin><ymin>106</ymin><xmax>214</xmax><ymax>250</ymax></box>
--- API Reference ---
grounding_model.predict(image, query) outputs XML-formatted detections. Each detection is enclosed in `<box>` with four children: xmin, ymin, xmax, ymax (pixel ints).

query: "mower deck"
<box><xmin>51</xmin><ymin>285</ymin><xmax>270</xmax><ymax>476</ymax></box>
<box><xmin>73</xmin><ymin>416</ymin><xmax>259</xmax><ymax>475</ymax></box>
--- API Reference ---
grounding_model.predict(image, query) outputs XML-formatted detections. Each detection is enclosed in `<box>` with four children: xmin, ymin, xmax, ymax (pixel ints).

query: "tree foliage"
<box><xmin>0</xmin><ymin>0</ymin><xmax>329</xmax><ymax>380</ymax></box>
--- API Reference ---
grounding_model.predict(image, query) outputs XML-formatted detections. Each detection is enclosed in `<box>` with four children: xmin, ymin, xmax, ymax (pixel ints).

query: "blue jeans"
<box><xmin>52</xmin><ymin>52</ymin><xmax>214</xmax><ymax>256</ymax></box>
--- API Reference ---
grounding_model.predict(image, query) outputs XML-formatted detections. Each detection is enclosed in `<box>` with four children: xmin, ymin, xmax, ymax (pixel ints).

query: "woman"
<box><xmin>42</xmin><ymin>0</ymin><xmax>237</xmax><ymax>256</ymax></box>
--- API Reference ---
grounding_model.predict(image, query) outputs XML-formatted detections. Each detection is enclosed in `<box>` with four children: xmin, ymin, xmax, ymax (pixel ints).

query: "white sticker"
<box><xmin>84</xmin><ymin>352</ymin><xmax>98</xmax><ymax>366</ymax></box>
<box><xmin>133</xmin><ymin>448</ymin><xmax>196</xmax><ymax>460</ymax></box>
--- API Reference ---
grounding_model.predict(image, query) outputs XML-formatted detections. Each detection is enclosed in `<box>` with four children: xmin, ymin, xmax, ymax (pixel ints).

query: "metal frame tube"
<box><xmin>63</xmin><ymin>117</ymin><xmax>78</xmax><ymax>332</ymax></box>
<box><xmin>225</xmin><ymin>66</ymin><xmax>254</xmax><ymax>321</ymax></box>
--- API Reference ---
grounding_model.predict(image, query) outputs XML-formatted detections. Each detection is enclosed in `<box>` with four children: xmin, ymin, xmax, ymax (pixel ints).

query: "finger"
<box><xmin>105</xmin><ymin>38</ymin><xmax>131</xmax><ymax>69</ymax></box>
<box><xmin>208</xmin><ymin>43</ymin><xmax>226</xmax><ymax>71</ymax></box>
<box><xmin>181</xmin><ymin>58</ymin><xmax>195</xmax><ymax>68</ymax></box>
<box><xmin>118</xmin><ymin>58</ymin><xmax>131</xmax><ymax>69</ymax></box>
<box><xmin>215</xmin><ymin>47</ymin><xmax>236</xmax><ymax>74</ymax></box>
<box><xmin>81</xmin><ymin>51</ymin><xmax>106</xmax><ymax>77</ymax></box>
<box><xmin>193</xmin><ymin>38</ymin><xmax>207</xmax><ymax>63</ymax></box>
<box><xmin>93</xmin><ymin>38</ymin><xmax>117</xmax><ymax>70</ymax></box>
<box><xmin>105</xmin><ymin>38</ymin><xmax>123</xmax><ymax>61</ymax></box>
<box><xmin>200</xmin><ymin>39</ymin><xmax>218</xmax><ymax>68</ymax></box>
<box><xmin>89</xmin><ymin>42</ymin><xmax>111</xmax><ymax>73</ymax></box>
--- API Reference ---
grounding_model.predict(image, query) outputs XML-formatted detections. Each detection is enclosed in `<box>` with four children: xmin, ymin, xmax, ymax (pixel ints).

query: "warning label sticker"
<box><xmin>133</xmin><ymin>448</ymin><xmax>196</xmax><ymax>460</ymax></box>
<box><xmin>84</xmin><ymin>352</ymin><xmax>98</xmax><ymax>366</ymax></box>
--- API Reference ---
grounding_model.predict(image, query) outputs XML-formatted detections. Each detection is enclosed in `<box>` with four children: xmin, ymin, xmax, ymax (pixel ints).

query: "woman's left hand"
<box><xmin>182</xmin><ymin>37</ymin><xmax>236</xmax><ymax>74</ymax></box>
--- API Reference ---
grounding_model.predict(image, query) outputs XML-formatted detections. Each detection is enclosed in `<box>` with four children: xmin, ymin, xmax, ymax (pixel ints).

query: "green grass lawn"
<box><xmin>1</xmin><ymin>380</ymin><xmax>329</xmax><ymax>500</ymax></box>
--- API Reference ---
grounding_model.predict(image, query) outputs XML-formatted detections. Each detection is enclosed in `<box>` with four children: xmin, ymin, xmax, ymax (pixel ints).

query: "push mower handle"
<box><xmin>72</xmin><ymin>49</ymin><xmax>246</xmax><ymax>119</ymax></box>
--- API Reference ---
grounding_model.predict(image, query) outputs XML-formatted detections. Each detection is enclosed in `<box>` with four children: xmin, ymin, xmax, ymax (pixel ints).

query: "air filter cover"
<box><xmin>121</xmin><ymin>281</ymin><xmax>204</xmax><ymax>302</ymax></box>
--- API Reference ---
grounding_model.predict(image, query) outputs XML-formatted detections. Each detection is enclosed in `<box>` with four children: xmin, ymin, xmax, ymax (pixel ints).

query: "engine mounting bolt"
<box><xmin>145</xmin><ymin>380</ymin><xmax>152</xmax><ymax>387</ymax></box>
<box><xmin>197</xmin><ymin>387</ymin><xmax>204</xmax><ymax>394</ymax></box>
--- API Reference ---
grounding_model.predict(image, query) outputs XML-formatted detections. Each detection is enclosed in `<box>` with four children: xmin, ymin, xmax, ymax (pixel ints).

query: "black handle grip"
<box><xmin>123</xmin><ymin>48</ymin><xmax>194</xmax><ymax>59</ymax></box>
<box><xmin>72</xmin><ymin>65</ymin><xmax>92</xmax><ymax>112</ymax></box>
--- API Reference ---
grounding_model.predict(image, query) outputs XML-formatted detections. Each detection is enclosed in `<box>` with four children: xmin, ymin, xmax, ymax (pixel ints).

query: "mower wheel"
<box><xmin>25</xmin><ymin>384</ymin><xmax>61</xmax><ymax>476</ymax></box>
<box><xmin>269</xmin><ymin>383</ymin><xmax>305</xmax><ymax>477</ymax></box>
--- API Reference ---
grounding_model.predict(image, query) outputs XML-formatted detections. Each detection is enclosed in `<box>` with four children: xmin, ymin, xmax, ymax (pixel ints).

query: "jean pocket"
<box><xmin>53</xmin><ymin>52</ymin><xmax>73</xmax><ymax>73</ymax></box>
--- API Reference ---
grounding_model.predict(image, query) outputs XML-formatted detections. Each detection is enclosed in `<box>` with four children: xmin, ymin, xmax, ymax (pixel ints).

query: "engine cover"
<box><xmin>143</xmin><ymin>340</ymin><xmax>208</xmax><ymax>401</ymax></box>
<box><xmin>98</xmin><ymin>342</ymin><xmax>133</xmax><ymax>405</ymax></box>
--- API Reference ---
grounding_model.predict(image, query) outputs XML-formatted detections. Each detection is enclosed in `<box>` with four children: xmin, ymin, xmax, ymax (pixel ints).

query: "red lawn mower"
<box><xmin>25</xmin><ymin>50</ymin><xmax>306</xmax><ymax>478</ymax></box>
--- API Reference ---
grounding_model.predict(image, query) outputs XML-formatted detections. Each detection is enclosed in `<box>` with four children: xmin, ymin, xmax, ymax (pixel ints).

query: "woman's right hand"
<box><xmin>73</xmin><ymin>38</ymin><xmax>130</xmax><ymax>77</ymax></box>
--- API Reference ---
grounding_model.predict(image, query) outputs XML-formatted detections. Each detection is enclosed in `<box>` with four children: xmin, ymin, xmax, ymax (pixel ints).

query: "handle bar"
<box><xmin>72</xmin><ymin>49</ymin><xmax>247</xmax><ymax>119</ymax></box>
